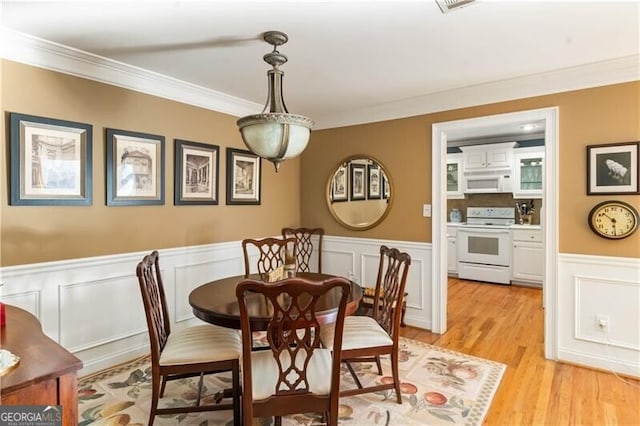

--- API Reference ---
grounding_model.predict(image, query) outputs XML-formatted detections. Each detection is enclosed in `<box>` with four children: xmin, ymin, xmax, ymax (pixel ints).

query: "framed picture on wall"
<box><xmin>9</xmin><ymin>112</ymin><xmax>93</xmax><ymax>206</ymax></box>
<box><xmin>226</xmin><ymin>148</ymin><xmax>261</xmax><ymax>205</ymax></box>
<box><xmin>587</xmin><ymin>141</ymin><xmax>639</xmax><ymax>194</ymax></box>
<box><xmin>330</xmin><ymin>163</ymin><xmax>348</xmax><ymax>202</ymax></box>
<box><xmin>106</xmin><ymin>128</ymin><xmax>165</xmax><ymax>205</ymax></box>
<box><xmin>350</xmin><ymin>162</ymin><xmax>366</xmax><ymax>201</ymax></box>
<box><xmin>367</xmin><ymin>163</ymin><xmax>382</xmax><ymax>199</ymax></box>
<box><xmin>381</xmin><ymin>170</ymin><xmax>389</xmax><ymax>199</ymax></box>
<box><xmin>174</xmin><ymin>139</ymin><xmax>219</xmax><ymax>205</ymax></box>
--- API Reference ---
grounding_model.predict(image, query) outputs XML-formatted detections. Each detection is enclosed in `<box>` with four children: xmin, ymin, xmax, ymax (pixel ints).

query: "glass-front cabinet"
<box><xmin>513</xmin><ymin>147</ymin><xmax>544</xmax><ymax>198</ymax></box>
<box><xmin>447</xmin><ymin>153</ymin><xmax>464</xmax><ymax>199</ymax></box>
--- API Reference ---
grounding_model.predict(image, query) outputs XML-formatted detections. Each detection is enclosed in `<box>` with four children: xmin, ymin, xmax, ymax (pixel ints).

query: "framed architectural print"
<box><xmin>174</xmin><ymin>139</ymin><xmax>219</xmax><ymax>205</ymax></box>
<box><xmin>330</xmin><ymin>163</ymin><xmax>348</xmax><ymax>202</ymax></box>
<box><xmin>367</xmin><ymin>163</ymin><xmax>382</xmax><ymax>199</ymax></box>
<box><xmin>381</xmin><ymin>170</ymin><xmax>390</xmax><ymax>199</ymax></box>
<box><xmin>587</xmin><ymin>141</ymin><xmax>639</xmax><ymax>194</ymax></box>
<box><xmin>226</xmin><ymin>148</ymin><xmax>261</xmax><ymax>205</ymax></box>
<box><xmin>350</xmin><ymin>163</ymin><xmax>366</xmax><ymax>201</ymax></box>
<box><xmin>106</xmin><ymin>128</ymin><xmax>165</xmax><ymax>206</ymax></box>
<box><xmin>9</xmin><ymin>112</ymin><xmax>93</xmax><ymax>206</ymax></box>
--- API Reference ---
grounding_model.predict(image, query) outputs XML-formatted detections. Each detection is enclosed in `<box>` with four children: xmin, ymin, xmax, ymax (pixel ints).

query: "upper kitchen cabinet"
<box><xmin>513</xmin><ymin>146</ymin><xmax>544</xmax><ymax>199</ymax></box>
<box><xmin>447</xmin><ymin>153</ymin><xmax>464</xmax><ymax>199</ymax></box>
<box><xmin>460</xmin><ymin>142</ymin><xmax>517</xmax><ymax>172</ymax></box>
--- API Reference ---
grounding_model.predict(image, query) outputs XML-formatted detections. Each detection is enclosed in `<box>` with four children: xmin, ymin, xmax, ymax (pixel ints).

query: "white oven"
<box><xmin>456</xmin><ymin>207</ymin><xmax>515</xmax><ymax>285</ymax></box>
<box><xmin>458</xmin><ymin>227</ymin><xmax>511</xmax><ymax>265</ymax></box>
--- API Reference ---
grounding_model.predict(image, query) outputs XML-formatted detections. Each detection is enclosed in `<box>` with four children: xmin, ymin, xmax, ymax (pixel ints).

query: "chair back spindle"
<box><xmin>242</xmin><ymin>237</ymin><xmax>298</xmax><ymax>278</ymax></box>
<box><xmin>373</xmin><ymin>245</ymin><xmax>411</xmax><ymax>337</ymax></box>
<box><xmin>282</xmin><ymin>227</ymin><xmax>324</xmax><ymax>273</ymax></box>
<box><xmin>137</xmin><ymin>251</ymin><xmax>171</xmax><ymax>365</ymax></box>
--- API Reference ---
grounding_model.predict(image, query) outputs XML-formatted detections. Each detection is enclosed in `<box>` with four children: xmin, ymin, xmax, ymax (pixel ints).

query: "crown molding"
<box><xmin>0</xmin><ymin>27</ymin><xmax>262</xmax><ymax>117</ymax></box>
<box><xmin>314</xmin><ymin>55</ymin><xmax>640</xmax><ymax>129</ymax></box>
<box><xmin>2</xmin><ymin>27</ymin><xmax>638</xmax><ymax>130</ymax></box>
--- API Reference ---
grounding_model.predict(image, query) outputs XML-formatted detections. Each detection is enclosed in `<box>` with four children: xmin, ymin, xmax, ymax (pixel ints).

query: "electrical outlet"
<box><xmin>595</xmin><ymin>314</ymin><xmax>610</xmax><ymax>332</ymax></box>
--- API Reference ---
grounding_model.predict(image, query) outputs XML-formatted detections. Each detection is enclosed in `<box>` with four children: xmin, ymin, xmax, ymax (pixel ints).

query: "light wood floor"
<box><xmin>400</xmin><ymin>278</ymin><xmax>640</xmax><ymax>425</ymax></box>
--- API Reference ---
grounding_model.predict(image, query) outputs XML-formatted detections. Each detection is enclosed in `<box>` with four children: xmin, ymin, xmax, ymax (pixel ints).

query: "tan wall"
<box><xmin>1</xmin><ymin>60</ymin><xmax>301</xmax><ymax>266</ymax></box>
<box><xmin>3</xmin><ymin>60</ymin><xmax>637</xmax><ymax>265</ymax></box>
<box><xmin>301</xmin><ymin>82</ymin><xmax>640</xmax><ymax>258</ymax></box>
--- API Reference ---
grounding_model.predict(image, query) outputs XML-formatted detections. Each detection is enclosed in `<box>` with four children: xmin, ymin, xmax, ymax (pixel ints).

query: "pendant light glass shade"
<box><xmin>237</xmin><ymin>31</ymin><xmax>314</xmax><ymax>172</ymax></box>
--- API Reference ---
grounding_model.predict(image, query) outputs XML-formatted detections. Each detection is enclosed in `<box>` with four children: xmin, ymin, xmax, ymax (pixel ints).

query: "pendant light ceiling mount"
<box><xmin>237</xmin><ymin>30</ymin><xmax>314</xmax><ymax>172</ymax></box>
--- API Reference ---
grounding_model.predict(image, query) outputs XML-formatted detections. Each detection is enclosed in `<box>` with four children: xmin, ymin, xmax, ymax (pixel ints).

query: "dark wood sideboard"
<box><xmin>0</xmin><ymin>304</ymin><xmax>83</xmax><ymax>426</ymax></box>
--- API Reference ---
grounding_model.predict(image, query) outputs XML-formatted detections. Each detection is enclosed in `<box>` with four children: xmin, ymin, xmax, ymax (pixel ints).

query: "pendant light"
<box><xmin>237</xmin><ymin>31</ymin><xmax>314</xmax><ymax>172</ymax></box>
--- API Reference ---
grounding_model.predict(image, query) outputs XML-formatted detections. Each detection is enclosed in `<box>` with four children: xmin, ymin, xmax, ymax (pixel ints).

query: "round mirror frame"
<box><xmin>325</xmin><ymin>154</ymin><xmax>394</xmax><ymax>231</ymax></box>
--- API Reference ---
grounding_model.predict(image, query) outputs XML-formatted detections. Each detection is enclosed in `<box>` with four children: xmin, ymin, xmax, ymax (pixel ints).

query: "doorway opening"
<box><xmin>431</xmin><ymin>107</ymin><xmax>559</xmax><ymax>359</ymax></box>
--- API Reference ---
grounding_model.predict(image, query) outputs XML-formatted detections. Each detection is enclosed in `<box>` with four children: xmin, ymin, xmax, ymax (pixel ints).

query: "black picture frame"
<box><xmin>330</xmin><ymin>163</ymin><xmax>348</xmax><ymax>202</ymax></box>
<box><xmin>174</xmin><ymin>139</ymin><xmax>219</xmax><ymax>205</ymax></box>
<box><xmin>381</xmin><ymin>170</ymin><xmax>389</xmax><ymax>200</ymax></box>
<box><xmin>226</xmin><ymin>148</ymin><xmax>261</xmax><ymax>205</ymax></box>
<box><xmin>367</xmin><ymin>163</ymin><xmax>382</xmax><ymax>199</ymax></box>
<box><xmin>587</xmin><ymin>141</ymin><xmax>639</xmax><ymax>195</ymax></box>
<box><xmin>350</xmin><ymin>163</ymin><xmax>366</xmax><ymax>201</ymax></box>
<box><xmin>9</xmin><ymin>112</ymin><xmax>93</xmax><ymax>206</ymax></box>
<box><xmin>106</xmin><ymin>128</ymin><xmax>165</xmax><ymax>206</ymax></box>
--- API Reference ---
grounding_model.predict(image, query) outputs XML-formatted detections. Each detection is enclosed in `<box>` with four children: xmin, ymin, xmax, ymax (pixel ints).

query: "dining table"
<box><xmin>189</xmin><ymin>272</ymin><xmax>363</xmax><ymax>331</ymax></box>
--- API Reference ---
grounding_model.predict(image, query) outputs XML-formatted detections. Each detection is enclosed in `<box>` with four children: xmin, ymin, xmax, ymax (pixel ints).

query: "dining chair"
<box><xmin>320</xmin><ymin>245</ymin><xmax>411</xmax><ymax>402</ymax></box>
<box><xmin>282</xmin><ymin>227</ymin><xmax>324</xmax><ymax>273</ymax></box>
<box><xmin>236</xmin><ymin>276</ymin><xmax>351</xmax><ymax>426</ymax></box>
<box><xmin>242</xmin><ymin>237</ymin><xmax>297</xmax><ymax>278</ymax></box>
<box><xmin>136</xmin><ymin>250</ymin><xmax>242</xmax><ymax>426</ymax></box>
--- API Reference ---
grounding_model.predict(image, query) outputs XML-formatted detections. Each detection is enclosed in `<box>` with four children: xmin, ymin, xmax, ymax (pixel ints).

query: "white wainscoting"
<box><xmin>0</xmin><ymin>236</ymin><xmax>432</xmax><ymax>376</ymax></box>
<box><xmin>558</xmin><ymin>253</ymin><xmax>640</xmax><ymax>377</ymax></box>
<box><xmin>322</xmin><ymin>236</ymin><xmax>432</xmax><ymax>330</ymax></box>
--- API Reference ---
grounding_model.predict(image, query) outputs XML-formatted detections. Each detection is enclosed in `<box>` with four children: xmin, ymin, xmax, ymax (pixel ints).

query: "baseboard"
<box><xmin>557</xmin><ymin>348</ymin><xmax>640</xmax><ymax>379</ymax></box>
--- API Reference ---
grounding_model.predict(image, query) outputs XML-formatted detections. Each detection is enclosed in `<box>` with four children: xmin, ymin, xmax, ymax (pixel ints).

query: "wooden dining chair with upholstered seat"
<box><xmin>236</xmin><ymin>276</ymin><xmax>350</xmax><ymax>426</ymax></box>
<box><xmin>136</xmin><ymin>250</ymin><xmax>242</xmax><ymax>426</ymax></box>
<box><xmin>320</xmin><ymin>245</ymin><xmax>411</xmax><ymax>402</ymax></box>
<box><xmin>282</xmin><ymin>227</ymin><xmax>324</xmax><ymax>273</ymax></box>
<box><xmin>242</xmin><ymin>237</ymin><xmax>297</xmax><ymax>278</ymax></box>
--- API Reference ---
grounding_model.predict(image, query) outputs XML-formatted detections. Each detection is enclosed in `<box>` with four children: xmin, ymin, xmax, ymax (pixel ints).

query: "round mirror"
<box><xmin>326</xmin><ymin>155</ymin><xmax>393</xmax><ymax>230</ymax></box>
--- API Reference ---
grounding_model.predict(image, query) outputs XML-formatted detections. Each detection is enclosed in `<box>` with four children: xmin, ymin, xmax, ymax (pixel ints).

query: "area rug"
<box><xmin>77</xmin><ymin>338</ymin><xmax>506</xmax><ymax>425</ymax></box>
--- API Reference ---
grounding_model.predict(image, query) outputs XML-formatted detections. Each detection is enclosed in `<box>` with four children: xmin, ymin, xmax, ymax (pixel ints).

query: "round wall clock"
<box><xmin>588</xmin><ymin>200</ymin><xmax>639</xmax><ymax>239</ymax></box>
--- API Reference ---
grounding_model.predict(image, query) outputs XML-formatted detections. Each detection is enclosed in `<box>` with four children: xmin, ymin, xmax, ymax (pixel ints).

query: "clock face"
<box><xmin>588</xmin><ymin>200</ymin><xmax>639</xmax><ymax>239</ymax></box>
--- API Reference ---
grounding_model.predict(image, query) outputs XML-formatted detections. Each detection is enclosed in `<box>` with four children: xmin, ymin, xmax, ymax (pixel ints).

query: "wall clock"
<box><xmin>588</xmin><ymin>200</ymin><xmax>639</xmax><ymax>239</ymax></box>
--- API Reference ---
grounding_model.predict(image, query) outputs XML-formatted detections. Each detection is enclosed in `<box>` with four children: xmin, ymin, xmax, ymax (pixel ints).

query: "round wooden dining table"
<box><xmin>189</xmin><ymin>272</ymin><xmax>363</xmax><ymax>330</ymax></box>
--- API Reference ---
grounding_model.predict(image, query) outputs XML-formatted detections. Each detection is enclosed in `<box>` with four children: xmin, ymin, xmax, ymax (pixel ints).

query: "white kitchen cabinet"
<box><xmin>460</xmin><ymin>142</ymin><xmax>517</xmax><ymax>172</ymax></box>
<box><xmin>446</xmin><ymin>153</ymin><xmax>464</xmax><ymax>199</ymax></box>
<box><xmin>513</xmin><ymin>147</ymin><xmax>544</xmax><ymax>199</ymax></box>
<box><xmin>511</xmin><ymin>227</ymin><xmax>543</xmax><ymax>287</ymax></box>
<box><xmin>447</xmin><ymin>225</ymin><xmax>458</xmax><ymax>274</ymax></box>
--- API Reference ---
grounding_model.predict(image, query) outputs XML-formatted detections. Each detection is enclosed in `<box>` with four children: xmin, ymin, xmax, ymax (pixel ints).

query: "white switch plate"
<box><xmin>423</xmin><ymin>204</ymin><xmax>432</xmax><ymax>217</ymax></box>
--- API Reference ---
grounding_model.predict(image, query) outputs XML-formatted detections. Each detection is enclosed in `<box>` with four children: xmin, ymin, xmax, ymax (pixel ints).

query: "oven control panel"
<box><xmin>466</xmin><ymin>207</ymin><xmax>515</xmax><ymax>225</ymax></box>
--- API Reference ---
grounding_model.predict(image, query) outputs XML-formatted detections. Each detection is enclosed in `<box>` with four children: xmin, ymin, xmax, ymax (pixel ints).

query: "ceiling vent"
<box><xmin>436</xmin><ymin>0</ymin><xmax>477</xmax><ymax>14</ymax></box>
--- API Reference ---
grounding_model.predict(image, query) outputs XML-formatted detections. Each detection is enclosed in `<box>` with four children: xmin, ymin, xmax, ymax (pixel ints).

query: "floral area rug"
<box><xmin>78</xmin><ymin>337</ymin><xmax>506</xmax><ymax>425</ymax></box>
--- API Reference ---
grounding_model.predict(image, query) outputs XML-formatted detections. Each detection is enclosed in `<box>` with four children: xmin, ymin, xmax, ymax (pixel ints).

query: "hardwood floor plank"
<box><xmin>400</xmin><ymin>278</ymin><xmax>640</xmax><ymax>425</ymax></box>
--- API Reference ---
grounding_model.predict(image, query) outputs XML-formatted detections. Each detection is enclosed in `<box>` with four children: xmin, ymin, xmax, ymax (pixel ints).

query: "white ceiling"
<box><xmin>1</xmin><ymin>0</ymin><xmax>639</xmax><ymax>137</ymax></box>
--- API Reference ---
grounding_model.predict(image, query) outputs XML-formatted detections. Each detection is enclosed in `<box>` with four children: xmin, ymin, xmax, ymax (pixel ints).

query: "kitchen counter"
<box><xmin>448</xmin><ymin>222</ymin><xmax>541</xmax><ymax>230</ymax></box>
<box><xmin>510</xmin><ymin>224</ymin><xmax>541</xmax><ymax>229</ymax></box>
